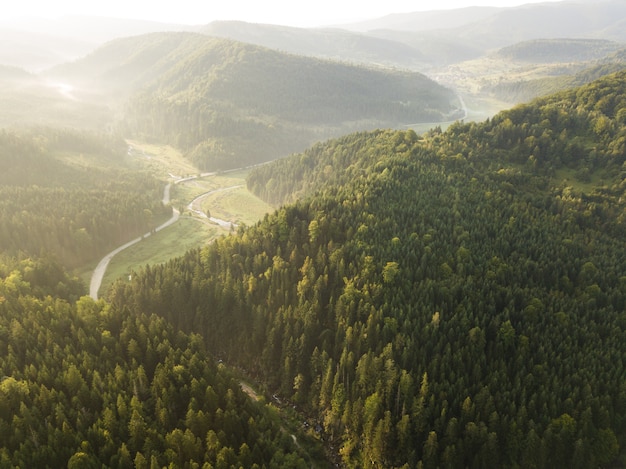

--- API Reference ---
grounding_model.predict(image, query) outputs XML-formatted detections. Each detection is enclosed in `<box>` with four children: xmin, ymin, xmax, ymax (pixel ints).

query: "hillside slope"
<box><xmin>50</xmin><ymin>32</ymin><xmax>459</xmax><ymax>170</ymax></box>
<box><xmin>0</xmin><ymin>258</ymin><xmax>313</xmax><ymax>467</ymax></box>
<box><xmin>494</xmin><ymin>38</ymin><xmax>625</xmax><ymax>64</ymax></box>
<box><xmin>201</xmin><ymin>21</ymin><xmax>426</xmax><ymax>69</ymax></box>
<box><xmin>112</xmin><ymin>72</ymin><xmax>626</xmax><ymax>467</ymax></box>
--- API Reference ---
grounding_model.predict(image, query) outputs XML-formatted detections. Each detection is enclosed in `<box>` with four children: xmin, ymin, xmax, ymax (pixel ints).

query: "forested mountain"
<box><xmin>0</xmin><ymin>128</ymin><xmax>169</xmax><ymax>268</ymax></box>
<box><xmin>50</xmin><ymin>32</ymin><xmax>459</xmax><ymax>170</ymax></box>
<box><xmin>110</xmin><ymin>72</ymin><xmax>626</xmax><ymax>467</ymax></box>
<box><xmin>480</xmin><ymin>40</ymin><xmax>626</xmax><ymax>105</ymax></box>
<box><xmin>494</xmin><ymin>39</ymin><xmax>625</xmax><ymax>64</ymax></box>
<box><xmin>0</xmin><ymin>257</ymin><xmax>312</xmax><ymax>467</ymax></box>
<box><xmin>0</xmin><ymin>16</ymin><xmax>196</xmax><ymax>71</ymax></box>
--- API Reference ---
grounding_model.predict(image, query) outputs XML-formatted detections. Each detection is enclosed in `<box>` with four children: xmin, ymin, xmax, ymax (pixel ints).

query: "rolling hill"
<box><xmin>197</xmin><ymin>2</ymin><xmax>626</xmax><ymax>70</ymax></box>
<box><xmin>49</xmin><ymin>32</ymin><xmax>461</xmax><ymax>170</ymax></box>
<box><xmin>0</xmin><ymin>16</ymin><xmax>196</xmax><ymax>71</ymax></box>
<box><xmin>494</xmin><ymin>38</ymin><xmax>625</xmax><ymax>64</ymax></box>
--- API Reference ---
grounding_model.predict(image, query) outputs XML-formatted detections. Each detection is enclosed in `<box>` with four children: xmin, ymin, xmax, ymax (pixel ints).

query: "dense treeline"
<box><xmin>488</xmin><ymin>62</ymin><xmax>626</xmax><ymax>105</ymax></box>
<box><xmin>250</xmin><ymin>70</ymin><xmax>626</xmax><ymax>209</ymax></box>
<box><xmin>0</xmin><ymin>257</ymin><xmax>310</xmax><ymax>468</ymax></box>
<box><xmin>0</xmin><ymin>128</ymin><xmax>170</xmax><ymax>268</ymax></box>
<box><xmin>60</xmin><ymin>32</ymin><xmax>460</xmax><ymax>170</ymax></box>
<box><xmin>495</xmin><ymin>39</ymin><xmax>624</xmax><ymax>64</ymax></box>
<box><xmin>112</xmin><ymin>72</ymin><xmax>626</xmax><ymax>467</ymax></box>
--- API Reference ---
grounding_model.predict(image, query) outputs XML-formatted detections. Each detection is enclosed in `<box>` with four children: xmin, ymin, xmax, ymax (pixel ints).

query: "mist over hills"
<box><xmin>340</xmin><ymin>6</ymin><xmax>499</xmax><ymax>33</ymax></box>
<box><xmin>0</xmin><ymin>16</ymin><xmax>196</xmax><ymax>71</ymax></box>
<box><xmin>1</xmin><ymin>1</ymin><xmax>624</xmax><ymax>73</ymax></box>
<box><xmin>114</xmin><ymin>71</ymin><xmax>626</xmax><ymax>468</ymax></box>
<box><xmin>494</xmin><ymin>38</ymin><xmax>625</xmax><ymax>63</ymax></box>
<box><xmin>195</xmin><ymin>1</ymin><xmax>626</xmax><ymax>68</ymax></box>
<box><xmin>48</xmin><ymin>31</ymin><xmax>459</xmax><ymax>170</ymax></box>
<box><xmin>201</xmin><ymin>21</ymin><xmax>426</xmax><ymax>69</ymax></box>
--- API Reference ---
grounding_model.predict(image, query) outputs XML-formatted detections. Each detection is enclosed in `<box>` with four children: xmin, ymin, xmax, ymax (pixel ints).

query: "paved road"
<box><xmin>187</xmin><ymin>185</ymin><xmax>243</xmax><ymax>228</ymax></box>
<box><xmin>89</xmin><ymin>179</ymin><xmax>241</xmax><ymax>300</ymax></box>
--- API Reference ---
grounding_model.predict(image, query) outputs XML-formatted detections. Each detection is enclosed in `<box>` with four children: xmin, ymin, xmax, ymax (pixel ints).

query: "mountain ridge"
<box><xmin>113</xmin><ymin>71</ymin><xmax>626</xmax><ymax>468</ymax></box>
<box><xmin>48</xmin><ymin>31</ymin><xmax>459</xmax><ymax>170</ymax></box>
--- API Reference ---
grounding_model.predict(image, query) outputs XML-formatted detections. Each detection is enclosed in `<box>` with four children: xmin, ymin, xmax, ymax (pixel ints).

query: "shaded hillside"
<box><xmin>0</xmin><ymin>258</ymin><xmax>313</xmax><ymax>468</ymax></box>
<box><xmin>51</xmin><ymin>32</ymin><xmax>459</xmax><ymax>170</ymax></box>
<box><xmin>112</xmin><ymin>73</ymin><xmax>626</xmax><ymax>468</ymax></box>
<box><xmin>50</xmin><ymin>32</ymin><xmax>459</xmax><ymax>170</ymax></box>
<box><xmin>0</xmin><ymin>128</ymin><xmax>169</xmax><ymax>268</ymax></box>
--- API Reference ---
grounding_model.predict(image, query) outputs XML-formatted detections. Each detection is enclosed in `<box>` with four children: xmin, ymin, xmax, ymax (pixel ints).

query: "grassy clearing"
<box><xmin>126</xmin><ymin>140</ymin><xmax>200</xmax><ymax>179</ymax></box>
<box><xmin>200</xmin><ymin>186</ymin><xmax>275</xmax><ymax>226</ymax></box>
<box><xmin>554</xmin><ymin>167</ymin><xmax>609</xmax><ymax>194</ymax></box>
<box><xmin>99</xmin><ymin>217</ymin><xmax>221</xmax><ymax>297</ymax></box>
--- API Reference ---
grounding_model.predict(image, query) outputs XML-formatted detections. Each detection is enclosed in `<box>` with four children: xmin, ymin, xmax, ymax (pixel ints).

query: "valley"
<box><xmin>0</xmin><ymin>1</ymin><xmax>625</xmax><ymax>468</ymax></box>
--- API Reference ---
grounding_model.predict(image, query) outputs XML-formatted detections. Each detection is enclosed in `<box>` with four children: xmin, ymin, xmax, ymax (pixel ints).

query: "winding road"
<box><xmin>89</xmin><ymin>178</ymin><xmax>240</xmax><ymax>300</ymax></box>
<box><xmin>89</xmin><ymin>183</ymin><xmax>179</xmax><ymax>300</ymax></box>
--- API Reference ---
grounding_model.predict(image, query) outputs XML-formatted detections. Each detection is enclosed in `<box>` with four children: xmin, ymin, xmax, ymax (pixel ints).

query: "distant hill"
<box><xmin>445</xmin><ymin>1</ymin><xmax>626</xmax><ymax>51</ymax></box>
<box><xmin>341</xmin><ymin>6</ymin><xmax>499</xmax><ymax>32</ymax></box>
<box><xmin>0</xmin><ymin>64</ymin><xmax>32</xmax><ymax>81</ymax></box>
<box><xmin>193</xmin><ymin>3</ymin><xmax>626</xmax><ymax>71</ymax></box>
<box><xmin>483</xmin><ymin>40</ymin><xmax>626</xmax><ymax>104</ymax></box>
<box><xmin>201</xmin><ymin>21</ymin><xmax>426</xmax><ymax>69</ymax></box>
<box><xmin>487</xmin><ymin>59</ymin><xmax>626</xmax><ymax>104</ymax></box>
<box><xmin>51</xmin><ymin>32</ymin><xmax>460</xmax><ymax>170</ymax></box>
<box><xmin>0</xmin><ymin>28</ymin><xmax>94</xmax><ymax>72</ymax></box>
<box><xmin>363</xmin><ymin>1</ymin><xmax>626</xmax><ymax>66</ymax></box>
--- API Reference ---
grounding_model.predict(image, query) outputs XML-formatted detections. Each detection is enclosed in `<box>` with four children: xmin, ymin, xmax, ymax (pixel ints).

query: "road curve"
<box><xmin>89</xmin><ymin>179</ymin><xmax>241</xmax><ymax>300</ymax></box>
<box><xmin>89</xmin><ymin>180</ymin><xmax>177</xmax><ymax>300</ymax></box>
<box><xmin>89</xmin><ymin>205</ymin><xmax>180</xmax><ymax>300</ymax></box>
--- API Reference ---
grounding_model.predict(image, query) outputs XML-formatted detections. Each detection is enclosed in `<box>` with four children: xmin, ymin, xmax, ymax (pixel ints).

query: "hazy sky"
<box><xmin>6</xmin><ymin>0</ymin><xmax>567</xmax><ymax>27</ymax></box>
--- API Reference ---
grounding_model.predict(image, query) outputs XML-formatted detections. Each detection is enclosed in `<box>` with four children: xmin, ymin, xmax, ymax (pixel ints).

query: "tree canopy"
<box><xmin>112</xmin><ymin>71</ymin><xmax>626</xmax><ymax>468</ymax></box>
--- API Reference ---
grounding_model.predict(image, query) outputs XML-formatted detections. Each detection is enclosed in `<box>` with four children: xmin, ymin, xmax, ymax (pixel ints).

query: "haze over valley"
<box><xmin>0</xmin><ymin>1</ymin><xmax>625</xmax><ymax>467</ymax></box>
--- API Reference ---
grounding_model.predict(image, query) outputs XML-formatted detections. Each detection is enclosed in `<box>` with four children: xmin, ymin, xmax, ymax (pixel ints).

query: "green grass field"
<box><xmin>126</xmin><ymin>140</ymin><xmax>199</xmax><ymax>178</ymax></box>
<box><xmin>90</xmin><ymin>141</ymin><xmax>276</xmax><ymax>297</ymax></box>
<box><xmin>199</xmin><ymin>186</ymin><xmax>274</xmax><ymax>226</ymax></box>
